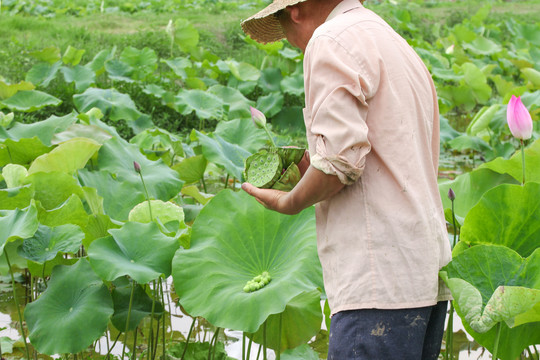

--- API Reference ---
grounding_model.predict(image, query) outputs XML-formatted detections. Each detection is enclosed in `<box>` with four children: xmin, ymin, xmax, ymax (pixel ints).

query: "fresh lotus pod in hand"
<box><xmin>244</xmin><ymin>146</ymin><xmax>305</xmax><ymax>191</ymax></box>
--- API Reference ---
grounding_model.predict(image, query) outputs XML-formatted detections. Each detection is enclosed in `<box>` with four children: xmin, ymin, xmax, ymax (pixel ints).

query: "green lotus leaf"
<box><xmin>104</xmin><ymin>59</ymin><xmax>134</xmax><ymax>83</ymax></box>
<box><xmin>78</xmin><ymin>169</ymin><xmax>145</xmax><ymax>221</ymax></box>
<box><xmin>174</xmin><ymin>89</ymin><xmax>224</xmax><ymax>120</ymax></box>
<box><xmin>173</xmin><ymin>18</ymin><xmax>199</xmax><ymax>53</ymax></box>
<box><xmin>24</xmin><ymin>259</ymin><xmax>114</xmax><ymax>355</ymax></box>
<box><xmin>172</xmin><ymin>190</ymin><xmax>322</xmax><ymax>333</ymax></box>
<box><xmin>244</xmin><ymin>149</ymin><xmax>282</xmax><ymax>189</ymax></box>
<box><xmin>62</xmin><ymin>45</ymin><xmax>85</xmax><ymax>66</ymax></box>
<box><xmin>460</xmin><ymin>183</ymin><xmax>540</xmax><ymax>257</ymax></box>
<box><xmin>130</xmin><ymin>127</ymin><xmax>184</xmax><ymax>160</ymax></box>
<box><xmin>438</xmin><ymin>168</ymin><xmax>519</xmax><ymax>219</ymax></box>
<box><xmin>25</xmin><ymin>62</ymin><xmax>62</xmax><ymax>87</ymax></box>
<box><xmin>272</xmin><ymin>163</ymin><xmax>301</xmax><ymax>192</ymax></box>
<box><xmin>82</xmin><ymin>214</ymin><xmax>121</xmax><ymax>249</ymax></box>
<box><xmin>0</xmin><ymin>185</ymin><xmax>33</xmax><ymax>210</ymax></box>
<box><xmin>226</xmin><ymin>60</ymin><xmax>260</xmax><ymax>82</ymax></box>
<box><xmin>2</xmin><ymin>163</ymin><xmax>27</xmax><ymax>188</ymax></box>
<box><xmin>51</xmin><ymin>123</ymin><xmax>113</xmax><ymax>145</ymax></box>
<box><xmin>168</xmin><ymin>341</ymin><xmax>232</xmax><ymax>360</ymax></box>
<box><xmin>27</xmin><ymin>252</ymin><xmax>78</xmax><ymax>278</ymax></box>
<box><xmin>120</xmin><ymin>47</ymin><xmax>157</xmax><ymax>81</ymax></box>
<box><xmin>280</xmin><ymin>74</ymin><xmax>304</xmax><ymax>96</ymax></box>
<box><xmin>28</xmin><ymin>138</ymin><xmax>101</xmax><ymax>175</ymax></box>
<box><xmin>88</xmin><ymin>221</ymin><xmax>179</xmax><ymax>284</ymax></box>
<box><xmin>256</xmin><ymin>92</ymin><xmax>284</xmax><ymax>118</ymax></box>
<box><xmin>128</xmin><ymin>200</ymin><xmax>184</xmax><ymax>225</ymax></box>
<box><xmin>208</xmin><ymin>85</ymin><xmax>254</xmax><ymax>119</ymax></box>
<box><xmin>281</xmin><ymin>344</ymin><xmax>319</xmax><ymax>360</ymax></box>
<box><xmin>0</xmin><ymin>90</ymin><xmax>62</xmax><ymax>112</ymax></box>
<box><xmin>276</xmin><ymin>147</ymin><xmax>305</xmax><ymax>168</ymax></box>
<box><xmin>1</xmin><ymin>112</ymin><xmax>77</xmax><ymax>146</ymax></box>
<box><xmin>214</xmin><ymin>118</ymin><xmax>267</xmax><ymax>154</ymax></box>
<box><xmin>180</xmin><ymin>185</ymin><xmax>213</xmax><ymax>205</ymax></box>
<box><xmin>249</xmin><ymin>289</ymin><xmax>322</xmax><ymax>352</ymax></box>
<box><xmin>173</xmin><ymin>155</ymin><xmax>207</xmax><ymax>184</ymax></box>
<box><xmin>440</xmin><ymin>245</ymin><xmax>540</xmax><ymax>359</ymax></box>
<box><xmin>0</xmin><ymin>80</ymin><xmax>34</xmax><ymax>100</ymax></box>
<box><xmin>195</xmin><ymin>131</ymin><xmax>251</xmax><ymax>181</ymax></box>
<box><xmin>258</xmin><ymin>68</ymin><xmax>283</xmax><ymax>94</ymax></box>
<box><xmin>481</xmin><ymin>138</ymin><xmax>540</xmax><ymax>183</ymax></box>
<box><xmin>17</xmin><ymin>223</ymin><xmax>83</xmax><ymax>264</ymax></box>
<box><xmin>60</xmin><ymin>65</ymin><xmax>95</xmax><ymax>92</ymax></box>
<box><xmin>0</xmin><ymin>203</ymin><xmax>39</xmax><ymax>255</ymax></box>
<box><xmin>24</xmin><ymin>171</ymin><xmax>84</xmax><ymax>210</ymax></box>
<box><xmin>462</xmin><ymin>36</ymin><xmax>502</xmax><ymax>56</ymax></box>
<box><xmin>0</xmin><ymin>240</ymin><xmax>28</xmax><ymax>274</ymax></box>
<box><xmin>272</xmin><ymin>106</ymin><xmax>304</xmax><ymax>134</ymax></box>
<box><xmin>85</xmin><ymin>47</ymin><xmax>116</xmax><ymax>76</ymax></box>
<box><xmin>162</xmin><ymin>57</ymin><xmax>192</xmax><ymax>79</ymax></box>
<box><xmin>111</xmin><ymin>280</ymin><xmax>164</xmax><ymax>332</ymax></box>
<box><xmin>0</xmin><ymin>137</ymin><xmax>52</xmax><ymax>167</ymax></box>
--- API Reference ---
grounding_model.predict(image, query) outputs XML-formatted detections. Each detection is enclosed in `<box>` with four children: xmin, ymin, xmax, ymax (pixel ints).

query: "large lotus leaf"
<box><xmin>128</xmin><ymin>199</ymin><xmax>184</xmax><ymax>225</ymax></box>
<box><xmin>0</xmin><ymin>240</ymin><xmax>28</xmax><ymax>274</ymax></box>
<box><xmin>24</xmin><ymin>171</ymin><xmax>84</xmax><ymax>210</ymax></box>
<box><xmin>521</xmin><ymin>68</ymin><xmax>540</xmax><ymax>88</ymax></box>
<box><xmin>174</xmin><ymin>89</ymin><xmax>224</xmax><ymax>120</ymax></box>
<box><xmin>462</xmin><ymin>36</ymin><xmax>502</xmax><ymax>56</ymax></box>
<box><xmin>226</xmin><ymin>60</ymin><xmax>260</xmax><ymax>82</ymax></box>
<box><xmin>214</xmin><ymin>118</ymin><xmax>267</xmax><ymax>154</ymax></box>
<box><xmin>0</xmin><ymin>80</ymin><xmax>34</xmax><ymax>100</ymax></box>
<box><xmin>17</xmin><ymin>224</ymin><xmax>84</xmax><ymax>263</ymax></box>
<box><xmin>272</xmin><ymin>106</ymin><xmax>304</xmax><ymax>134</ymax></box>
<box><xmin>207</xmin><ymin>85</ymin><xmax>254</xmax><ymax>119</ymax></box>
<box><xmin>88</xmin><ymin>221</ymin><xmax>179</xmax><ymax>284</ymax></box>
<box><xmin>27</xmin><ymin>252</ymin><xmax>78</xmax><ymax>278</ymax></box>
<box><xmin>180</xmin><ymin>185</ymin><xmax>213</xmax><ymax>206</ymax></box>
<box><xmin>481</xmin><ymin>138</ymin><xmax>540</xmax><ymax>183</ymax></box>
<box><xmin>78</xmin><ymin>169</ymin><xmax>145</xmax><ymax>221</ymax></box>
<box><xmin>25</xmin><ymin>62</ymin><xmax>62</xmax><ymax>87</ymax></box>
<box><xmin>105</xmin><ymin>59</ymin><xmax>134</xmax><ymax>83</ymax></box>
<box><xmin>2</xmin><ymin>163</ymin><xmax>27</xmax><ymax>188</ymax></box>
<box><xmin>28</xmin><ymin>46</ymin><xmax>61</xmax><ymax>64</ymax></box>
<box><xmin>461</xmin><ymin>62</ymin><xmax>492</xmax><ymax>103</ymax></box>
<box><xmin>111</xmin><ymin>281</ymin><xmax>164</xmax><ymax>332</ymax></box>
<box><xmin>82</xmin><ymin>214</ymin><xmax>121</xmax><ymax>249</ymax></box>
<box><xmin>281</xmin><ymin>344</ymin><xmax>319</xmax><ymax>360</ymax></box>
<box><xmin>195</xmin><ymin>131</ymin><xmax>251</xmax><ymax>181</ymax></box>
<box><xmin>256</xmin><ymin>92</ymin><xmax>284</xmax><ymax>118</ymax></box>
<box><xmin>35</xmin><ymin>195</ymin><xmax>89</xmax><ymax>228</ymax></box>
<box><xmin>173</xmin><ymin>155</ymin><xmax>207</xmax><ymax>184</ymax></box>
<box><xmin>24</xmin><ymin>259</ymin><xmax>114</xmax><ymax>355</ymax></box>
<box><xmin>172</xmin><ymin>190</ymin><xmax>322</xmax><ymax>333</ymax></box>
<box><xmin>0</xmin><ymin>185</ymin><xmax>33</xmax><ymax>210</ymax></box>
<box><xmin>120</xmin><ymin>46</ymin><xmax>157</xmax><ymax>80</ymax></box>
<box><xmin>51</xmin><ymin>123</ymin><xmax>113</xmax><ymax>145</ymax></box>
<box><xmin>0</xmin><ymin>137</ymin><xmax>51</xmax><ymax>167</ymax></box>
<box><xmin>28</xmin><ymin>138</ymin><xmax>101</xmax><ymax>175</ymax></box>
<box><xmin>94</xmin><ymin>137</ymin><xmax>183</xmax><ymax>202</ymax></box>
<box><xmin>0</xmin><ymin>90</ymin><xmax>62</xmax><ymax>112</ymax></box>
<box><xmin>73</xmin><ymin>88</ymin><xmax>152</xmax><ymax>132</ymax></box>
<box><xmin>460</xmin><ymin>183</ymin><xmax>540</xmax><ymax>257</ymax></box>
<box><xmin>280</xmin><ymin>74</ymin><xmax>304</xmax><ymax>97</ymax></box>
<box><xmin>62</xmin><ymin>45</ymin><xmax>85</xmax><ymax>67</ymax></box>
<box><xmin>60</xmin><ymin>65</ymin><xmax>95</xmax><ymax>92</ymax></box>
<box><xmin>249</xmin><ymin>289</ymin><xmax>322</xmax><ymax>352</ymax></box>
<box><xmin>173</xmin><ymin>18</ymin><xmax>199</xmax><ymax>53</ymax></box>
<box><xmin>0</xmin><ymin>203</ymin><xmax>38</xmax><ymax>255</ymax></box>
<box><xmin>440</xmin><ymin>245</ymin><xmax>540</xmax><ymax>360</ymax></box>
<box><xmin>438</xmin><ymin>168</ymin><xmax>519</xmax><ymax>219</ymax></box>
<box><xmin>168</xmin><ymin>341</ymin><xmax>232</xmax><ymax>360</ymax></box>
<box><xmin>162</xmin><ymin>57</ymin><xmax>192</xmax><ymax>79</ymax></box>
<box><xmin>258</xmin><ymin>68</ymin><xmax>283</xmax><ymax>93</ymax></box>
<box><xmin>1</xmin><ymin>112</ymin><xmax>77</xmax><ymax>146</ymax></box>
<box><xmin>86</xmin><ymin>47</ymin><xmax>116</xmax><ymax>75</ymax></box>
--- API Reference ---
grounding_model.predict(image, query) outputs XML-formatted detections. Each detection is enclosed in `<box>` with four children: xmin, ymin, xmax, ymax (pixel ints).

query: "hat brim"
<box><xmin>241</xmin><ymin>0</ymin><xmax>308</xmax><ymax>44</ymax></box>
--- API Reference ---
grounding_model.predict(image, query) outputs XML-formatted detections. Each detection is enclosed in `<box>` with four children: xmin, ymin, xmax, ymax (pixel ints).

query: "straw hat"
<box><xmin>241</xmin><ymin>0</ymin><xmax>365</xmax><ymax>44</ymax></box>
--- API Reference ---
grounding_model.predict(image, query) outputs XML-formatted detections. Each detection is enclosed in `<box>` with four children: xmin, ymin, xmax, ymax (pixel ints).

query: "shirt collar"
<box><xmin>326</xmin><ymin>0</ymin><xmax>363</xmax><ymax>22</ymax></box>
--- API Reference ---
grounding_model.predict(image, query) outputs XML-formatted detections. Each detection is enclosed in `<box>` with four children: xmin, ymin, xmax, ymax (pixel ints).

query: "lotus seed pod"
<box><xmin>244</xmin><ymin>149</ymin><xmax>282</xmax><ymax>188</ymax></box>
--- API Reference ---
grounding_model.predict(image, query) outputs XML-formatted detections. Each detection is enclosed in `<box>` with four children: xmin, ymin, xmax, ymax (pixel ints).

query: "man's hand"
<box><xmin>241</xmin><ymin>183</ymin><xmax>298</xmax><ymax>214</ymax></box>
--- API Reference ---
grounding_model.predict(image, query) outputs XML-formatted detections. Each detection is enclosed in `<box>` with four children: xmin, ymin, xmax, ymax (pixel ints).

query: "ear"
<box><xmin>287</xmin><ymin>5</ymin><xmax>302</xmax><ymax>24</ymax></box>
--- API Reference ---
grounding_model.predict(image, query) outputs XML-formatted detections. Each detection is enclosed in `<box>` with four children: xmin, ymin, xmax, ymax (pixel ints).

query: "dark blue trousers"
<box><xmin>327</xmin><ymin>301</ymin><xmax>448</xmax><ymax>360</ymax></box>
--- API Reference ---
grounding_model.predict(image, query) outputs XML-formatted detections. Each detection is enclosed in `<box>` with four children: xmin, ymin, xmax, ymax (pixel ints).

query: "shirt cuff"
<box><xmin>311</xmin><ymin>152</ymin><xmax>364</xmax><ymax>185</ymax></box>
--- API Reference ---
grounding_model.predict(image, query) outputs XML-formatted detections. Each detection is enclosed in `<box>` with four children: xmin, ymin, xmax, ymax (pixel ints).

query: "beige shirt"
<box><xmin>303</xmin><ymin>0</ymin><xmax>452</xmax><ymax>315</ymax></box>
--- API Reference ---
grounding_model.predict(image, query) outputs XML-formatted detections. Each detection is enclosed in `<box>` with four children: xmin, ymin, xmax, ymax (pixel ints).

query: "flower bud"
<box><xmin>166</xmin><ymin>19</ymin><xmax>175</xmax><ymax>38</ymax></box>
<box><xmin>448</xmin><ymin>188</ymin><xmax>456</xmax><ymax>201</ymax></box>
<box><xmin>250</xmin><ymin>106</ymin><xmax>267</xmax><ymax>129</ymax></box>
<box><xmin>507</xmin><ymin>95</ymin><xmax>533</xmax><ymax>140</ymax></box>
<box><xmin>133</xmin><ymin>161</ymin><xmax>141</xmax><ymax>173</ymax></box>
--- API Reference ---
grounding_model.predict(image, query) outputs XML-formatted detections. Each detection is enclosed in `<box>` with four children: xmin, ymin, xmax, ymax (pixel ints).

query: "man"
<box><xmin>241</xmin><ymin>0</ymin><xmax>452</xmax><ymax>359</ymax></box>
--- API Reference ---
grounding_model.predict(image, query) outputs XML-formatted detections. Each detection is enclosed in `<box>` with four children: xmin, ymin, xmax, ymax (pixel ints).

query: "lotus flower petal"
<box><xmin>507</xmin><ymin>95</ymin><xmax>533</xmax><ymax>140</ymax></box>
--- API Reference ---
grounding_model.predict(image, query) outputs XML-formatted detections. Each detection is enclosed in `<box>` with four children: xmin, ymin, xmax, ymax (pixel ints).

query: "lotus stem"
<box><xmin>106</xmin><ymin>331</ymin><xmax>122</xmax><ymax>360</ymax></box>
<box><xmin>210</xmin><ymin>327</ymin><xmax>220</xmax><ymax>360</ymax></box>
<box><xmin>4</xmin><ymin>251</ymin><xmax>31</xmax><ymax>360</ymax></box>
<box><xmin>181</xmin><ymin>317</ymin><xmax>196</xmax><ymax>360</ymax></box>
<box><xmin>263</xmin><ymin>126</ymin><xmax>276</xmax><ymax>148</ymax></box>
<box><xmin>159</xmin><ymin>277</ymin><xmax>166</xmax><ymax>360</ymax></box>
<box><xmin>521</xmin><ymin>139</ymin><xmax>526</xmax><ymax>185</ymax></box>
<box><xmin>492</xmin><ymin>322</ymin><xmax>502</xmax><ymax>360</ymax></box>
<box><xmin>263</xmin><ymin>321</ymin><xmax>267</xmax><ymax>360</ymax></box>
<box><xmin>147</xmin><ymin>281</ymin><xmax>156</xmax><ymax>360</ymax></box>
<box><xmin>224</xmin><ymin>174</ymin><xmax>229</xmax><ymax>190</ymax></box>
<box><xmin>446</xmin><ymin>302</ymin><xmax>454</xmax><ymax>360</ymax></box>
<box><xmin>246</xmin><ymin>336</ymin><xmax>253</xmax><ymax>360</ymax></box>
<box><xmin>133</xmin><ymin>326</ymin><xmax>138</xmax><ymax>360</ymax></box>
<box><xmin>256</xmin><ymin>344</ymin><xmax>262</xmax><ymax>360</ymax></box>
<box><xmin>201</xmin><ymin>177</ymin><xmax>208</xmax><ymax>193</ymax></box>
<box><xmin>276</xmin><ymin>313</ymin><xmax>282</xmax><ymax>360</ymax></box>
<box><xmin>242</xmin><ymin>333</ymin><xmax>246</xmax><ymax>360</ymax></box>
<box><xmin>122</xmin><ymin>280</ymin><xmax>136</xmax><ymax>360</ymax></box>
<box><xmin>134</xmin><ymin>162</ymin><xmax>153</xmax><ymax>220</ymax></box>
<box><xmin>451</xmin><ymin>202</ymin><xmax>457</xmax><ymax>249</ymax></box>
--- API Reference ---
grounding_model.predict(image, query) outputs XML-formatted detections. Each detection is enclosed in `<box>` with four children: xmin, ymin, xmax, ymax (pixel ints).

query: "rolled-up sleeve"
<box><xmin>304</xmin><ymin>34</ymin><xmax>376</xmax><ymax>185</ymax></box>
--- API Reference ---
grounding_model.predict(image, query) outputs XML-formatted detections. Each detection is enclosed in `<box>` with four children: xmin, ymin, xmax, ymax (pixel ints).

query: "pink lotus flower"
<box><xmin>250</xmin><ymin>106</ymin><xmax>267</xmax><ymax>129</ymax></box>
<box><xmin>507</xmin><ymin>95</ymin><xmax>533</xmax><ymax>140</ymax></box>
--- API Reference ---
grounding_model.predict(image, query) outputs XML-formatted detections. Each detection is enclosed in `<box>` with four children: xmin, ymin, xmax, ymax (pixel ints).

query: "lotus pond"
<box><xmin>1</xmin><ymin>0</ymin><xmax>540</xmax><ymax>359</ymax></box>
